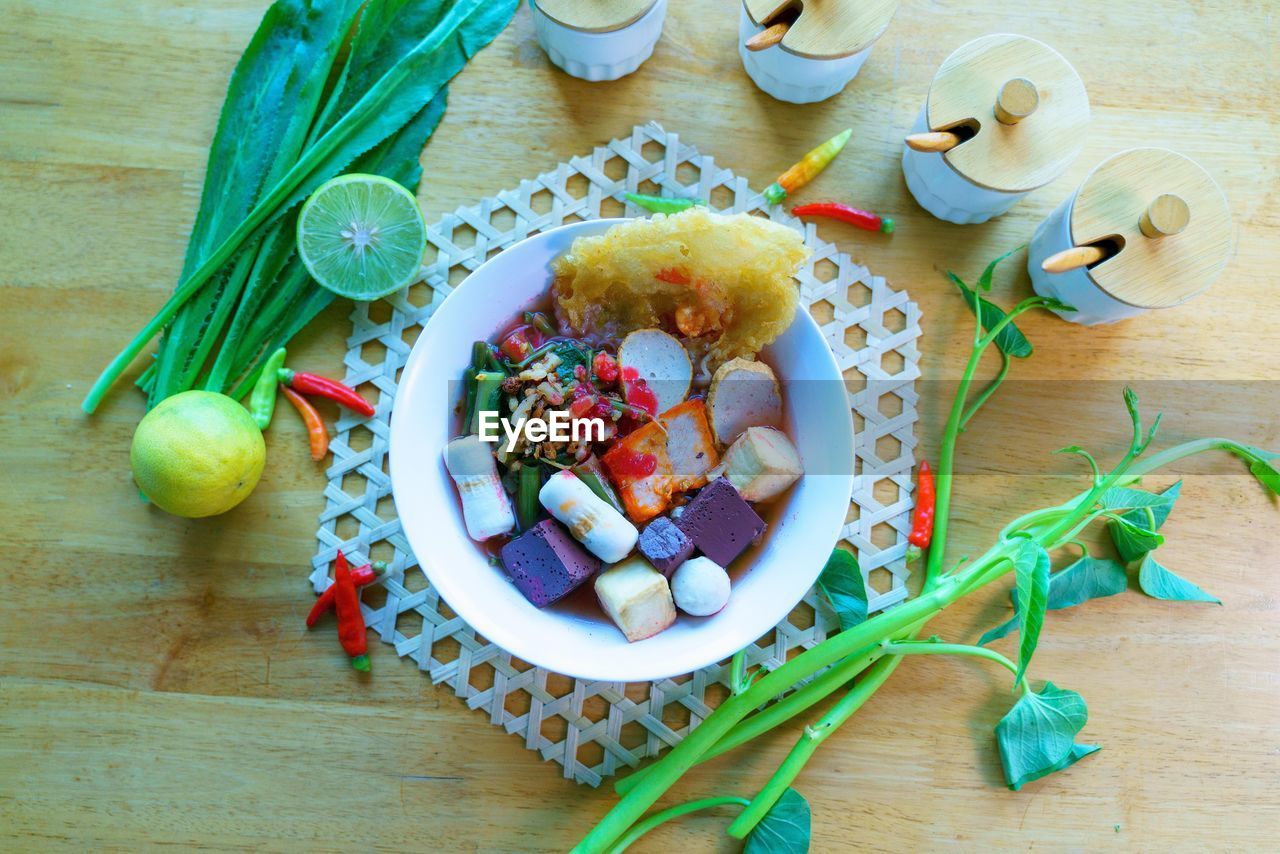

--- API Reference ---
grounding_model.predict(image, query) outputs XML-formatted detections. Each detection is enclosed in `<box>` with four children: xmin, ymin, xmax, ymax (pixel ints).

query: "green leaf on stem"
<box><xmin>1100</xmin><ymin>485</ymin><xmax>1177</xmax><ymax>514</ymax></box>
<box><xmin>948</xmin><ymin>273</ymin><xmax>1034</xmax><ymax>358</ymax></box>
<box><xmin>1011</xmin><ymin>541</ymin><xmax>1050</xmax><ymax>686</ymax></box>
<box><xmin>1108</xmin><ymin>515</ymin><xmax>1165</xmax><ymax>559</ymax></box>
<box><xmin>1106</xmin><ymin>481</ymin><xmax>1180</xmax><ymax>562</ymax></box>
<box><xmin>975</xmin><ymin>245</ymin><xmax>1025</xmax><ymax>292</ymax></box>
<box><xmin>995</xmin><ymin>682</ymin><xmax>1100</xmax><ymax>791</ymax></box>
<box><xmin>816</xmin><ymin>549</ymin><xmax>868</xmax><ymax>631</ymax></box>
<box><xmin>979</xmin><ymin>556</ymin><xmax>1128</xmax><ymax>645</ymax></box>
<box><xmin>744</xmin><ymin>788</ymin><xmax>810</xmax><ymax>854</ymax></box>
<box><xmin>1138</xmin><ymin>554</ymin><xmax>1221</xmax><ymax>604</ymax></box>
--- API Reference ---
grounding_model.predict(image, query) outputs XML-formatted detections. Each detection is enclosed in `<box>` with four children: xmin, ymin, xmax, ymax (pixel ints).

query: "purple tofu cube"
<box><xmin>638</xmin><ymin>516</ymin><xmax>695</xmax><ymax>577</ymax></box>
<box><xmin>500</xmin><ymin>519</ymin><xmax>600</xmax><ymax>607</ymax></box>
<box><xmin>675</xmin><ymin>477</ymin><xmax>766</xmax><ymax>567</ymax></box>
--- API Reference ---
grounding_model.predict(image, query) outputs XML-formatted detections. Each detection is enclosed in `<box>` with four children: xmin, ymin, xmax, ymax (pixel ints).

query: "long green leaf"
<box><xmin>995</xmin><ymin>682</ymin><xmax>1099</xmax><ymax>790</ymax></box>
<box><xmin>149</xmin><ymin>0</ymin><xmax>363</xmax><ymax>404</ymax></box>
<box><xmin>84</xmin><ymin>0</ymin><xmax>516</xmax><ymax>412</ymax></box>
<box><xmin>1012</xmin><ymin>540</ymin><xmax>1050</xmax><ymax>687</ymax></box>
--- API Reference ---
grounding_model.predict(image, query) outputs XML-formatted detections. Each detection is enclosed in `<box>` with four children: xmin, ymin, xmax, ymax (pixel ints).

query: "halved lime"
<box><xmin>297</xmin><ymin>173</ymin><xmax>427</xmax><ymax>300</ymax></box>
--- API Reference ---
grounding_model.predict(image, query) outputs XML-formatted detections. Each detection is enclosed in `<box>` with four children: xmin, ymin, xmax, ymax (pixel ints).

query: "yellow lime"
<box><xmin>131</xmin><ymin>390</ymin><xmax>266</xmax><ymax>518</ymax></box>
<box><xmin>296</xmin><ymin>173</ymin><xmax>427</xmax><ymax>300</ymax></box>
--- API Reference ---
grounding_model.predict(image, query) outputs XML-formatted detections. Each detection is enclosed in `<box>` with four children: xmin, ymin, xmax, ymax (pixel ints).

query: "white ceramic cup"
<box><xmin>901</xmin><ymin>107</ymin><xmax>1027</xmax><ymax>225</ymax></box>
<box><xmin>737</xmin><ymin>4</ymin><xmax>872</xmax><ymax>104</ymax></box>
<box><xmin>1027</xmin><ymin>192</ymin><xmax>1146</xmax><ymax>325</ymax></box>
<box><xmin>530</xmin><ymin>0</ymin><xmax>667</xmax><ymax>82</ymax></box>
<box><xmin>388</xmin><ymin>219</ymin><xmax>854</xmax><ymax>682</ymax></box>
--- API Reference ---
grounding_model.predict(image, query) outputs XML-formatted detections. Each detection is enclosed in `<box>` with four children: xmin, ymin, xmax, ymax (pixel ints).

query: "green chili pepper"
<box><xmin>517</xmin><ymin>464</ymin><xmax>542</xmax><ymax>531</ymax></box>
<box><xmin>471</xmin><ymin>340</ymin><xmax>490</xmax><ymax>371</ymax></box>
<box><xmin>572</xmin><ymin>463</ymin><xmax>625</xmax><ymax>515</ymax></box>
<box><xmin>624</xmin><ymin>192</ymin><xmax>706</xmax><ymax>215</ymax></box>
<box><xmin>249</xmin><ymin>347</ymin><xmax>287</xmax><ymax>430</ymax></box>
<box><xmin>469</xmin><ymin>371</ymin><xmax>506</xmax><ymax>435</ymax></box>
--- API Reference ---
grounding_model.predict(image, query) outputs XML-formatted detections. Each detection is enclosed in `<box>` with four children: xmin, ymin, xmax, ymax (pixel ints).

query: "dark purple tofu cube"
<box><xmin>638</xmin><ymin>516</ymin><xmax>695</xmax><ymax>577</ymax></box>
<box><xmin>500</xmin><ymin>519</ymin><xmax>600</xmax><ymax>607</ymax></box>
<box><xmin>676</xmin><ymin>477</ymin><xmax>766</xmax><ymax>567</ymax></box>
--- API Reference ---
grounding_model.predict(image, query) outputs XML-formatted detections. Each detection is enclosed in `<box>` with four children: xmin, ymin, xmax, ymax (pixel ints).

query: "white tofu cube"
<box><xmin>594</xmin><ymin>556</ymin><xmax>677</xmax><ymax>642</ymax></box>
<box><xmin>711</xmin><ymin>426</ymin><xmax>803</xmax><ymax>503</ymax></box>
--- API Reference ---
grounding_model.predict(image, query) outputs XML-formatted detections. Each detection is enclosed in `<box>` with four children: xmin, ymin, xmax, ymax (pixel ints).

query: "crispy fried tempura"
<box><xmin>552</xmin><ymin>208</ymin><xmax>809</xmax><ymax>363</ymax></box>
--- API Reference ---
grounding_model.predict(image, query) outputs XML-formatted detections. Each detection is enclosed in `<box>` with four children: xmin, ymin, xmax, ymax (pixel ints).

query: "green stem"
<box><xmin>726</xmin><ymin>655</ymin><xmax>902</xmax><ymax>838</ymax></box>
<box><xmin>572</xmin><ymin>580</ymin><xmax>961</xmax><ymax>854</ymax></box>
<box><xmin>959</xmin><ymin>349</ymin><xmax>1010</xmax><ymax>432</ymax></box>
<box><xmin>614</xmin><ymin>621</ymin><xmax>925</xmax><ymax>798</ymax></box>
<box><xmin>606</xmin><ymin>796</ymin><xmax>749</xmax><ymax>854</ymax></box>
<box><xmin>882</xmin><ymin>640</ymin><xmax>1018</xmax><ymax>676</ymax></box>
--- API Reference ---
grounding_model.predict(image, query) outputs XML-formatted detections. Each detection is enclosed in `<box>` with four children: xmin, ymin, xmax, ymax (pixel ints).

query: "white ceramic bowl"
<box><xmin>389</xmin><ymin>219</ymin><xmax>854</xmax><ymax>681</ymax></box>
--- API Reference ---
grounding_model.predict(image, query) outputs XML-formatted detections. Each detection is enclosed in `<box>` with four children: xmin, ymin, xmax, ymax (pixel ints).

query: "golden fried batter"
<box><xmin>552</xmin><ymin>208</ymin><xmax>809</xmax><ymax>363</ymax></box>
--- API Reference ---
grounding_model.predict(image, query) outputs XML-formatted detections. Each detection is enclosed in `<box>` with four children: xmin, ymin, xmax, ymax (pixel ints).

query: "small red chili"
<box><xmin>277</xmin><ymin>368</ymin><xmax>375</xmax><ymax>417</ymax></box>
<box><xmin>792</xmin><ymin>202</ymin><xmax>895</xmax><ymax>234</ymax></box>
<box><xmin>281</xmin><ymin>384</ymin><xmax>329</xmax><ymax>461</ymax></box>
<box><xmin>305</xmin><ymin>560</ymin><xmax>387</xmax><ymax>628</ymax></box>
<box><xmin>332</xmin><ymin>551</ymin><xmax>371</xmax><ymax>672</ymax></box>
<box><xmin>908</xmin><ymin>460</ymin><xmax>936</xmax><ymax>549</ymax></box>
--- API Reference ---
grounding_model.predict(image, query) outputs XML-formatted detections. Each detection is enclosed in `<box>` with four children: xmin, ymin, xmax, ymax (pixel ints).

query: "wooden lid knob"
<box><xmin>925</xmin><ymin>34</ymin><xmax>1090</xmax><ymax>192</ymax></box>
<box><xmin>1070</xmin><ymin>149</ymin><xmax>1231</xmax><ymax>309</ymax></box>
<box><xmin>743</xmin><ymin>0</ymin><xmax>900</xmax><ymax>59</ymax></box>
<box><xmin>994</xmin><ymin>78</ymin><xmax>1039</xmax><ymax>124</ymax></box>
<box><xmin>1139</xmin><ymin>194</ymin><xmax>1191</xmax><ymax>238</ymax></box>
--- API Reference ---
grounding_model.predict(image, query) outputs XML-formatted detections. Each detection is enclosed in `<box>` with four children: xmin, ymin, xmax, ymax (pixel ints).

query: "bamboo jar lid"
<box><xmin>744</xmin><ymin>0</ymin><xmax>899</xmax><ymax>59</ymax></box>
<box><xmin>1071</xmin><ymin>148</ymin><xmax>1232</xmax><ymax>309</ymax></box>
<box><xmin>926</xmin><ymin>34</ymin><xmax>1090</xmax><ymax>193</ymax></box>
<box><xmin>536</xmin><ymin>0</ymin><xmax>658</xmax><ymax>33</ymax></box>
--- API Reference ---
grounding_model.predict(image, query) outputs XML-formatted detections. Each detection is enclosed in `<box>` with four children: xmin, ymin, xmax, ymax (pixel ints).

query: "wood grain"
<box><xmin>1071</xmin><ymin>148</ymin><xmax>1232</xmax><ymax>308</ymax></box>
<box><xmin>929</xmin><ymin>34</ymin><xmax>1091</xmax><ymax>192</ymax></box>
<box><xmin>744</xmin><ymin>0</ymin><xmax>898</xmax><ymax>59</ymax></box>
<box><xmin>2</xmin><ymin>0</ymin><xmax>1279</xmax><ymax>850</ymax></box>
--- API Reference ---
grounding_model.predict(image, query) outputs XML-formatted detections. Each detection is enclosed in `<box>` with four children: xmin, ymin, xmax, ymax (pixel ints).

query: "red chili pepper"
<box><xmin>655</xmin><ymin>268</ymin><xmax>691</xmax><ymax>286</ymax></box>
<box><xmin>332</xmin><ymin>551</ymin><xmax>370</xmax><ymax>672</ymax></box>
<box><xmin>305</xmin><ymin>560</ymin><xmax>387</xmax><ymax>628</ymax></box>
<box><xmin>281</xmin><ymin>384</ymin><xmax>329</xmax><ymax>461</ymax></box>
<box><xmin>908</xmin><ymin>461</ymin><xmax>936</xmax><ymax>549</ymax></box>
<box><xmin>792</xmin><ymin>202</ymin><xmax>895</xmax><ymax>234</ymax></box>
<box><xmin>277</xmin><ymin>368</ymin><xmax>375</xmax><ymax>417</ymax></box>
<box><xmin>763</xmin><ymin>128</ymin><xmax>853</xmax><ymax>205</ymax></box>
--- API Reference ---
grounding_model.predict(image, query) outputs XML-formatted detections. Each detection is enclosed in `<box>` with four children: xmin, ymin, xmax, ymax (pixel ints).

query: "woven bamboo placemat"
<box><xmin>308</xmin><ymin>122</ymin><xmax>921</xmax><ymax>785</ymax></box>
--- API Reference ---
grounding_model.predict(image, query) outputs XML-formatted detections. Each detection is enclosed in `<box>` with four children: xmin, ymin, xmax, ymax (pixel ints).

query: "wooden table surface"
<box><xmin>3</xmin><ymin>1</ymin><xmax>1278</xmax><ymax>850</ymax></box>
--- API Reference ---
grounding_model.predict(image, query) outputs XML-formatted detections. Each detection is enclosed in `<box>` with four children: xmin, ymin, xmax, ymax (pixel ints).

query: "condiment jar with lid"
<box><xmin>738</xmin><ymin>0</ymin><xmax>899</xmax><ymax>104</ymax></box>
<box><xmin>531</xmin><ymin>0</ymin><xmax>667</xmax><ymax>82</ymax></box>
<box><xmin>1028</xmin><ymin>148</ymin><xmax>1232</xmax><ymax>326</ymax></box>
<box><xmin>901</xmin><ymin>34</ymin><xmax>1090</xmax><ymax>224</ymax></box>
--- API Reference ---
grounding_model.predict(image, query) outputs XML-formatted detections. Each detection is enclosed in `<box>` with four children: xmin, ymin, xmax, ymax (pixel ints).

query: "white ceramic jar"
<box><xmin>901</xmin><ymin>34</ymin><xmax>1090</xmax><ymax>225</ymax></box>
<box><xmin>1029</xmin><ymin>148</ymin><xmax>1232</xmax><ymax>326</ymax></box>
<box><xmin>737</xmin><ymin>0</ymin><xmax>898</xmax><ymax>104</ymax></box>
<box><xmin>530</xmin><ymin>0</ymin><xmax>666</xmax><ymax>83</ymax></box>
